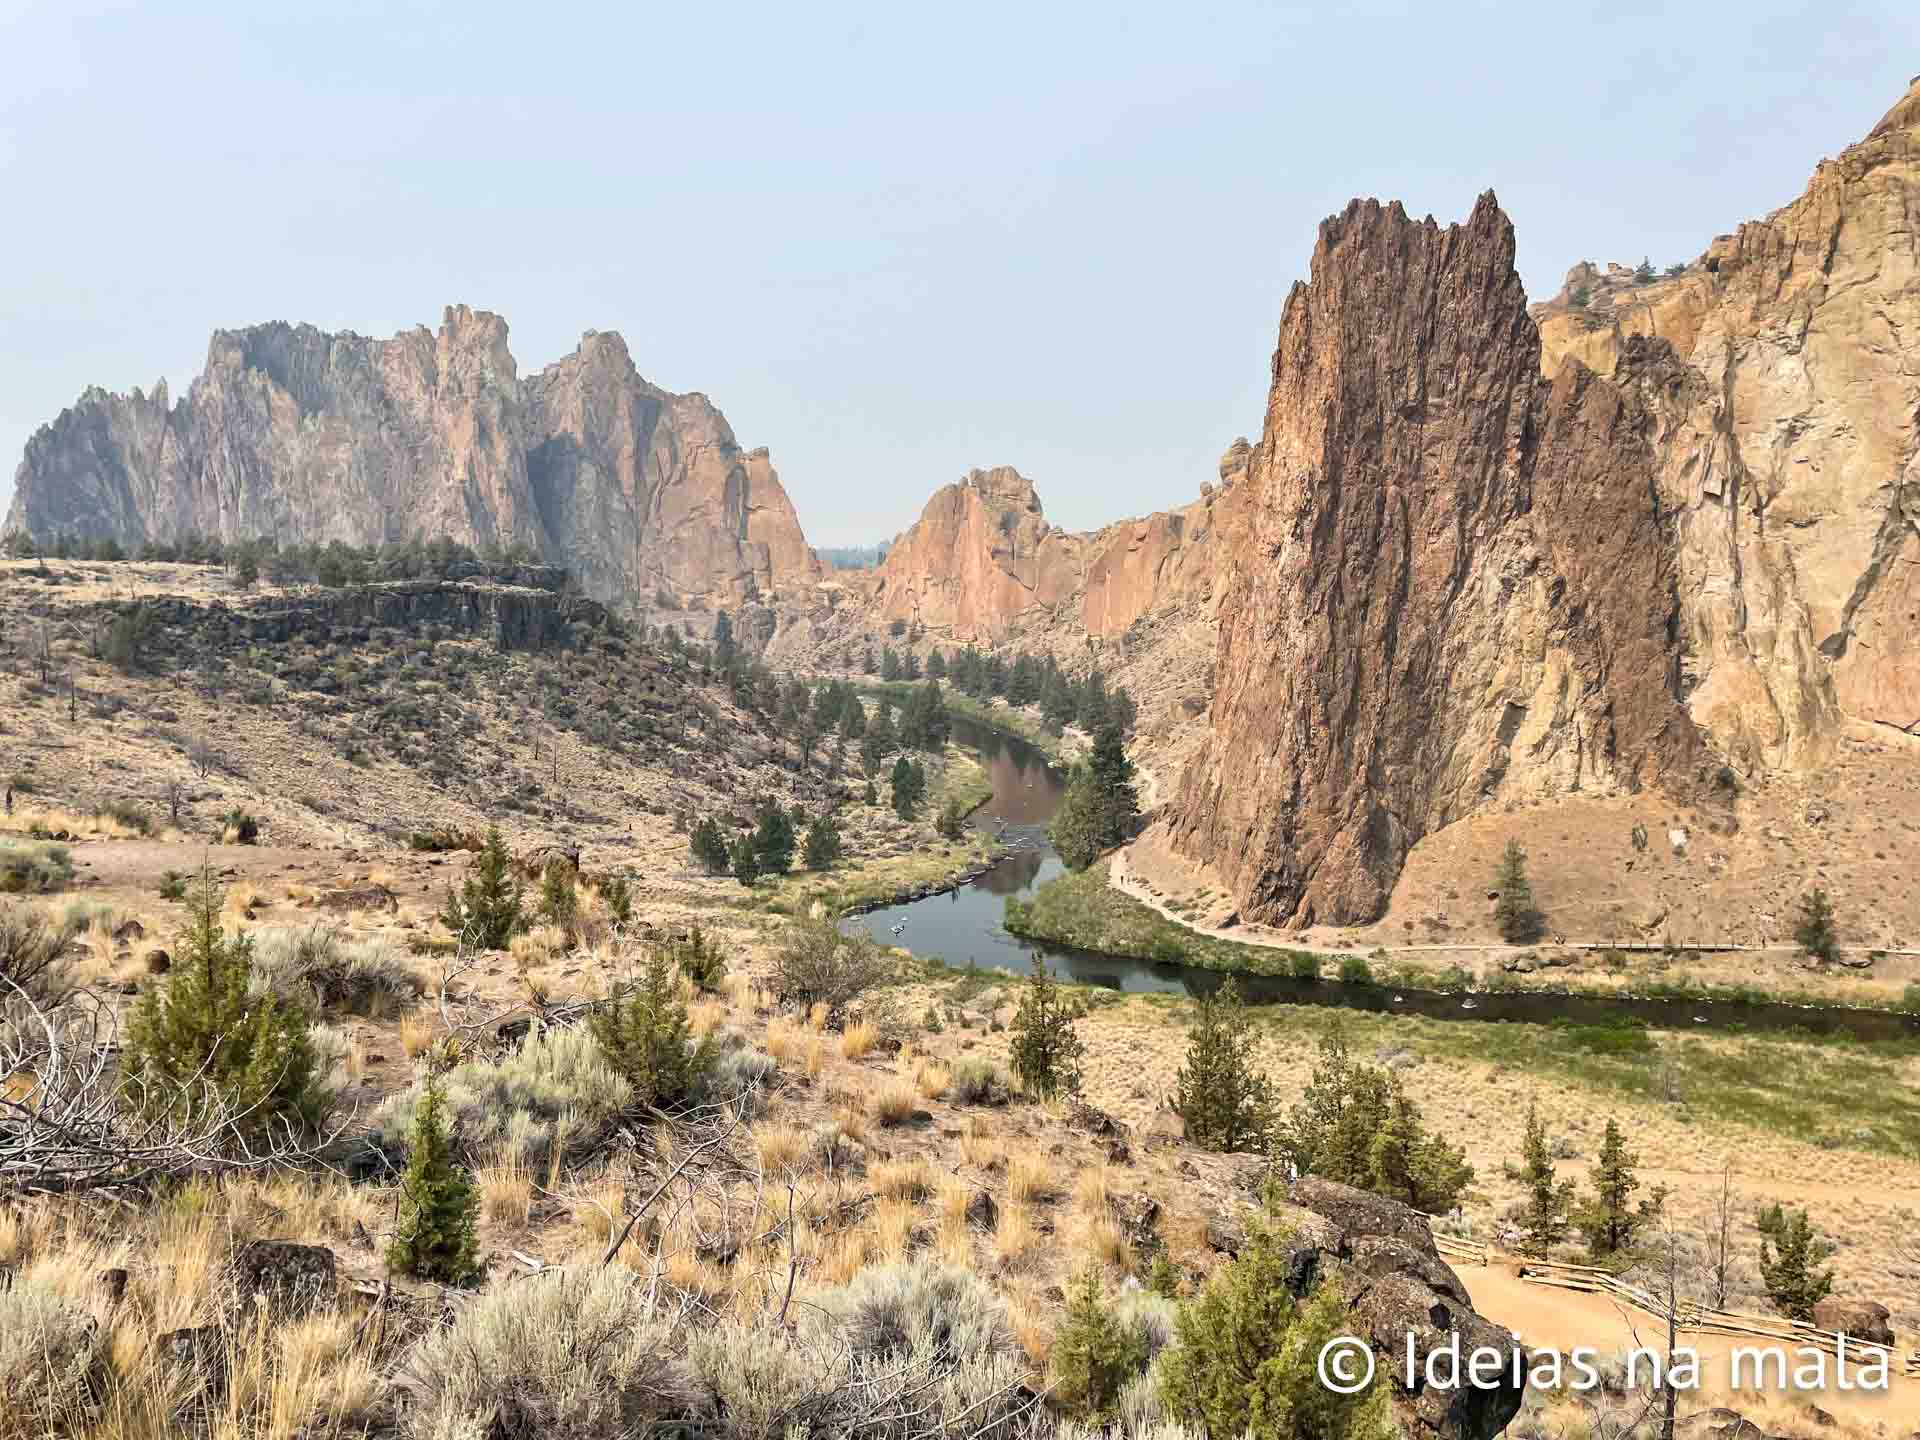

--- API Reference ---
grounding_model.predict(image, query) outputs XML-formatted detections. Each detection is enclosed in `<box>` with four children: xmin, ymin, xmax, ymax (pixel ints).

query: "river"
<box><xmin>849</xmin><ymin>717</ymin><xmax>1920</xmax><ymax>1043</ymax></box>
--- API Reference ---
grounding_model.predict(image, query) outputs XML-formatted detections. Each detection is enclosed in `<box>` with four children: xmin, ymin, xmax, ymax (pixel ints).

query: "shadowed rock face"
<box><xmin>1168</xmin><ymin>193</ymin><xmax>1700</xmax><ymax>928</ymax></box>
<box><xmin>6</xmin><ymin>308</ymin><xmax>821</xmax><ymax>609</ymax></box>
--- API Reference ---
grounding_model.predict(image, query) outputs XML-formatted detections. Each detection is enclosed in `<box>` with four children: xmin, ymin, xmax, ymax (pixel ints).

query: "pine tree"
<box><xmin>538</xmin><ymin>859</ymin><xmax>578</xmax><ymax>931</ymax></box>
<box><xmin>1758</xmin><ymin>1206</ymin><xmax>1836</xmax><ymax>1320</ymax></box>
<box><xmin>1173</xmin><ymin>979</ymin><xmax>1272</xmax><ymax>1153</ymax></box>
<box><xmin>690</xmin><ymin>817</ymin><xmax>731</xmax><ymax>875</ymax></box>
<box><xmin>804</xmin><ymin>814</ymin><xmax>844</xmax><ymax>870</ymax></box>
<box><xmin>122</xmin><ymin>867</ymin><xmax>321</xmax><ymax>1141</ymax></box>
<box><xmin>1049</xmin><ymin>771</ymin><xmax>1108</xmax><ymax>871</ymax></box>
<box><xmin>1493</xmin><ymin>840</ymin><xmax>1544</xmax><ymax>943</ymax></box>
<box><xmin>862</xmin><ymin>780</ymin><xmax>878</xmax><ymax>806</ymax></box>
<box><xmin>1517</xmin><ymin>1104</ymin><xmax>1576</xmax><ymax>1255</ymax></box>
<box><xmin>1794</xmin><ymin>888</ymin><xmax>1838</xmax><ymax>962</ymax></box>
<box><xmin>1008</xmin><ymin>955</ymin><xmax>1084</xmax><ymax>1098</ymax></box>
<box><xmin>1576</xmin><ymin>1117</ymin><xmax>1663</xmax><ymax>1258</ymax></box>
<box><xmin>588</xmin><ymin>949</ymin><xmax>717</xmax><ymax>1109</ymax></box>
<box><xmin>1048</xmin><ymin>1265</ymin><xmax>1148</xmax><ymax>1423</ymax></box>
<box><xmin>753</xmin><ymin>801</ymin><xmax>796</xmax><ymax>876</ymax></box>
<box><xmin>439</xmin><ymin>827</ymin><xmax>524</xmax><ymax>948</ymax></box>
<box><xmin>889</xmin><ymin>755</ymin><xmax>922</xmax><ymax>819</ymax></box>
<box><xmin>729</xmin><ymin>835</ymin><xmax>761</xmax><ymax>886</ymax></box>
<box><xmin>387</xmin><ymin>1069</ymin><xmax>480</xmax><ymax>1283</ymax></box>
<box><xmin>712</xmin><ymin>609</ymin><xmax>736</xmax><ymax>670</ymax></box>
<box><xmin>1087</xmin><ymin>723</ymin><xmax>1139</xmax><ymax>839</ymax></box>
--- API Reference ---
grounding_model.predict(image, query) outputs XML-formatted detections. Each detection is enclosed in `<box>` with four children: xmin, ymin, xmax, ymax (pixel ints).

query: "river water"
<box><xmin>849</xmin><ymin>718</ymin><xmax>1920</xmax><ymax>1043</ymax></box>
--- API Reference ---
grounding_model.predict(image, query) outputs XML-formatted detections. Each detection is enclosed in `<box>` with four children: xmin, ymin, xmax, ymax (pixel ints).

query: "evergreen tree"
<box><xmin>729</xmin><ymin>835</ymin><xmax>761</xmax><ymax>886</ymax></box>
<box><xmin>899</xmin><ymin>679</ymin><xmax>951</xmax><ymax>750</ymax></box>
<box><xmin>1087</xmin><ymin>723</ymin><xmax>1139</xmax><ymax>837</ymax></box>
<box><xmin>1576</xmin><ymin>1118</ymin><xmax>1664</xmax><ymax>1259</ymax></box>
<box><xmin>880</xmin><ymin>647</ymin><xmax>901</xmax><ymax>681</ymax></box>
<box><xmin>439</xmin><ymin>827</ymin><xmax>524</xmax><ymax>948</ymax></box>
<box><xmin>861</xmin><ymin>645</ymin><xmax>876</xmax><ymax>675</ymax></box>
<box><xmin>1794</xmin><ymin>888</ymin><xmax>1838</xmax><ymax>962</ymax></box>
<box><xmin>1173</xmin><ymin>979</ymin><xmax>1272</xmax><ymax>1153</ymax></box>
<box><xmin>803</xmin><ymin>814</ymin><xmax>844</xmax><ymax>870</ymax></box>
<box><xmin>712</xmin><ymin>609</ymin><xmax>736</xmax><ymax>670</ymax></box>
<box><xmin>1758</xmin><ymin>1206</ymin><xmax>1836</xmax><ymax>1320</ymax></box>
<box><xmin>1049</xmin><ymin>1266</ymin><xmax>1148</xmax><ymax>1423</ymax></box>
<box><xmin>889</xmin><ymin>755</ymin><xmax>924</xmax><ymax>819</ymax></box>
<box><xmin>753</xmin><ymin>801</ymin><xmax>796</xmax><ymax>876</ymax></box>
<box><xmin>690</xmin><ymin>817</ymin><xmax>732</xmax><ymax>876</ymax></box>
<box><xmin>1049</xmin><ymin>771</ymin><xmax>1108</xmax><ymax>871</ymax></box>
<box><xmin>1493</xmin><ymin>840</ymin><xmax>1544</xmax><ymax>943</ymax></box>
<box><xmin>1518</xmin><ymin>1104</ymin><xmax>1576</xmax><ymax>1255</ymax></box>
<box><xmin>123</xmin><ymin>868</ymin><xmax>322</xmax><ymax>1140</ymax></box>
<box><xmin>387</xmin><ymin>1069</ymin><xmax>480</xmax><ymax>1283</ymax></box>
<box><xmin>839</xmin><ymin>697</ymin><xmax>868</xmax><ymax>740</ymax></box>
<box><xmin>588</xmin><ymin>949</ymin><xmax>717</xmax><ymax>1109</ymax></box>
<box><xmin>926</xmin><ymin>648</ymin><xmax>947</xmax><ymax>680</ymax></box>
<box><xmin>862</xmin><ymin>780</ymin><xmax>878</xmax><ymax>806</ymax></box>
<box><xmin>1158</xmin><ymin>1211</ymin><xmax>1399</xmax><ymax>1440</ymax></box>
<box><xmin>1009</xmin><ymin>955</ymin><xmax>1084</xmax><ymax>1098</ymax></box>
<box><xmin>537</xmin><ymin>859</ymin><xmax>578</xmax><ymax>932</ymax></box>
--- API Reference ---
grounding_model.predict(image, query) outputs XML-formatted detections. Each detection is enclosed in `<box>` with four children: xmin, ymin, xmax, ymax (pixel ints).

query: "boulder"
<box><xmin>1812</xmin><ymin>1296</ymin><xmax>1894</xmax><ymax>1347</ymax></box>
<box><xmin>224</xmin><ymin>1241</ymin><xmax>336</xmax><ymax>1321</ymax></box>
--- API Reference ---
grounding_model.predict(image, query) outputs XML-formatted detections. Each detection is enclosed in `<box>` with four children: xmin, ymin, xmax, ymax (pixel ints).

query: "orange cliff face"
<box><xmin>6</xmin><ymin>309</ymin><xmax>822</xmax><ymax>611</ymax></box>
<box><xmin>1529</xmin><ymin>78</ymin><xmax>1920</xmax><ymax>770</ymax></box>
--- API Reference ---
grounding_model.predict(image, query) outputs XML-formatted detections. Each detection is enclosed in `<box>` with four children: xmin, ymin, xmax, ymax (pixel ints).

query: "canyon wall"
<box><xmin>5</xmin><ymin>307</ymin><xmax>822</xmax><ymax>609</ymax></box>
<box><xmin>1165</xmin><ymin>194</ymin><xmax>1702</xmax><ymax>927</ymax></box>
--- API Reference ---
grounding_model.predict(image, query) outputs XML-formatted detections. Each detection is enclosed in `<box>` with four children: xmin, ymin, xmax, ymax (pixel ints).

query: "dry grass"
<box><xmin>1006</xmin><ymin>1149</ymin><xmax>1052</xmax><ymax>1206</ymax></box>
<box><xmin>766</xmin><ymin>1018</ymin><xmax>806</xmax><ymax>1063</ymax></box>
<box><xmin>914</xmin><ymin>1061</ymin><xmax>951</xmax><ymax>1100</ymax></box>
<box><xmin>808</xmin><ymin>1001</ymin><xmax>830</xmax><ymax>1032</ymax></box>
<box><xmin>0</xmin><ymin>806</ymin><xmax>145</xmax><ymax>841</ymax></box>
<box><xmin>818</xmin><ymin>1226</ymin><xmax>875</xmax><ymax>1286</ymax></box>
<box><xmin>871</xmin><ymin>1079</ymin><xmax>919</xmax><ymax>1127</ymax></box>
<box><xmin>398</xmin><ymin>1013</ymin><xmax>436</xmax><ymax>1058</ymax></box>
<box><xmin>806</xmin><ymin>1037</ymin><xmax>826</xmax><ymax>1079</ymax></box>
<box><xmin>840</xmin><ymin>1021</ymin><xmax>878</xmax><ymax>1060</ymax></box>
<box><xmin>1072</xmin><ymin>1165</ymin><xmax>1111</xmax><ymax>1215</ymax></box>
<box><xmin>755</xmin><ymin>1123</ymin><xmax>809</xmax><ymax>1177</ymax></box>
<box><xmin>477</xmin><ymin>1161</ymin><xmax>534</xmax><ymax>1226</ymax></box>
<box><xmin>689</xmin><ymin>998</ymin><xmax>726</xmax><ymax>1038</ymax></box>
<box><xmin>834</xmin><ymin>1105</ymin><xmax>870</xmax><ymax>1145</ymax></box>
<box><xmin>1078</xmin><ymin>1214</ymin><xmax>1132</xmax><ymax>1271</ymax></box>
<box><xmin>223</xmin><ymin>881</ymin><xmax>263</xmax><ymax>920</ymax></box>
<box><xmin>871</xmin><ymin>1196</ymin><xmax>919</xmax><ymax>1262</ymax></box>
<box><xmin>1007</xmin><ymin>1290</ymin><xmax>1052</xmax><ymax>1370</ymax></box>
<box><xmin>871</xmin><ymin>1158</ymin><xmax>931</xmax><ymax>1201</ymax></box>
<box><xmin>993</xmin><ymin>1200</ymin><xmax>1036</xmax><ymax>1269</ymax></box>
<box><xmin>960</xmin><ymin>1126</ymin><xmax>1005</xmax><ymax>1171</ymax></box>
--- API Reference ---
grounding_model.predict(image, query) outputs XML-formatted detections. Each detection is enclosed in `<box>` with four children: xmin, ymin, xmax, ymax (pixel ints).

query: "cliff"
<box><xmin>5</xmin><ymin>308</ymin><xmax>823</xmax><ymax>609</ymax></box>
<box><xmin>1167</xmin><ymin>194</ymin><xmax>1701</xmax><ymax>928</ymax></box>
<box><xmin>1530</xmin><ymin>78</ymin><xmax>1920</xmax><ymax>767</ymax></box>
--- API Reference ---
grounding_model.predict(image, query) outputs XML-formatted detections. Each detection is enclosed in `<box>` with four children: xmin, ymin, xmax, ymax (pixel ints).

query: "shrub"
<box><xmin>951</xmin><ymin>1058</ymin><xmax>1011</xmax><ymax>1106</ymax></box>
<box><xmin>398</xmin><ymin>1266</ymin><xmax>692</xmax><ymax>1439</ymax></box>
<box><xmin>122</xmin><ymin>869</ymin><xmax>325</xmax><ymax>1142</ymax></box>
<box><xmin>251</xmin><ymin>926</ymin><xmax>421</xmax><ymax>1016</ymax></box>
<box><xmin>1009</xmin><ymin>955</ymin><xmax>1084</xmax><ymax>1099</ymax></box>
<box><xmin>672</xmin><ymin>924</ymin><xmax>727</xmax><ymax>993</ymax></box>
<box><xmin>0</xmin><ymin>1281</ymin><xmax>107</xmax><ymax>1439</ymax></box>
<box><xmin>388</xmin><ymin>1070</ymin><xmax>481</xmax><ymax>1284</ymax></box>
<box><xmin>1158</xmin><ymin>1213</ymin><xmax>1399</xmax><ymax>1440</ymax></box>
<box><xmin>588</xmin><ymin>949</ymin><xmax>717</xmax><ymax>1110</ymax></box>
<box><xmin>935</xmin><ymin>803</ymin><xmax>967</xmax><ymax>840</ymax></box>
<box><xmin>699</xmin><ymin>1041</ymin><xmax>778</xmax><ymax>1109</ymax></box>
<box><xmin>600</xmin><ymin>873</ymin><xmax>634</xmax><ymax>924</ymax></box>
<box><xmin>729</xmin><ymin>835</ymin><xmax>761</xmax><ymax>886</ymax></box>
<box><xmin>538</xmin><ymin>859</ymin><xmax>578</xmax><ymax>931</ymax></box>
<box><xmin>374</xmin><ymin>1024</ymin><xmax>631</xmax><ymax>1166</ymax></box>
<box><xmin>0</xmin><ymin>904</ymin><xmax>75</xmax><ymax>1007</ymax></box>
<box><xmin>157</xmin><ymin>868</ymin><xmax>189</xmax><ymax>900</ymax></box>
<box><xmin>1901</xmin><ymin>982</ymin><xmax>1920</xmax><ymax>1016</ymax></box>
<box><xmin>1278</xmin><ymin>1027</ymin><xmax>1473</xmax><ymax>1214</ymax></box>
<box><xmin>221</xmin><ymin>807</ymin><xmax>261</xmax><ymax>844</ymax></box>
<box><xmin>804</xmin><ymin>813</ymin><xmax>845</xmax><ymax>869</ymax></box>
<box><xmin>1173</xmin><ymin>979</ymin><xmax>1272</xmax><ymax>1153</ymax></box>
<box><xmin>1287</xmin><ymin>951</ymin><xmax>1319</xmax><ymax>980</ymax></box>
<box><xmin>1050</xmin><ymin>1265</ymin><xmax>1150</xmax><ymax>1423</ymax></box>
<box><xmin>1758</xmin><ymin>1205</ymin><xmax>1836</xmax><ymax>1320</ymax></box>
<box><xmin>0</xmin><ymin>839</ymin><xmax>72</xmax><ymax>894</ymax></box>
<box><xmin>439</xmin><ymin>827</ymin><xmax>524</xmax><ymax>948</ymax></box>
<box><xmin>1337</xmin><ymin>955</ymin><xmax>1372</xmax><ymax>985</ymax></box>
<box><xmin>1794</xmin><ymin>888</ymin><xmax>1838</xmax><ymax>963</ymax></box>
<box><xmin>101</xmin><ymin>798</ymin><xmax>151</xmax><ymax>834</ymax></box>
<box><xmin>771</xmin><ymin>914</ymin><xmax>888</xmax><ymax>1018</ymax></box>
<box><xmin>689</xmin><ymin>817</ymin><xmax>731</xmax><ymax>875</ymax></box>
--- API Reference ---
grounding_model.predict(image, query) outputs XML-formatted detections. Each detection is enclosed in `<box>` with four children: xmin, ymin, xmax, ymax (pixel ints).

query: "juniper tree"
<box><xmin>729</xmin><ymin>835</ymin><xmax>760</xmax><ymax>887</ymax></box>
<box><xmin>689</xmin><ymin>817</ymin><xmax>731</xmax><ymax>876</ymax></box>
<box><xmin>1048</xmin><ymin>1265</ymin><xmax>1148</xmax><ymax>1423</ymax></box>
<box><xmin>588</xmin><ymin>948</ymin><xmax>716</xmax><ymax>1109</ymax></box>
<box><xmin>1794</xmin><ymin>888</ymin><xmax>1838</xmax><ymax>962</ymax></box>
<box><xmin>1517</xmin><ymin>1103</ymin><xmax>1576</xmax><ymax>1255</ymax></box>
<box><xmin>439</xmin><ymin>827</ymin><xmax>523</xmax><ymax>948</ymax></box>
<box><xmin>803</xmin><ymin>814</ymin><xmax>844</xmax><ymax>870</ymax></box>
<box><xmin>1576</xmin><ymin>1117</ymin><xmax>1665</xmax><ymax>1259</ymax></box>
<box><xmin>1758</xmin><ymin>1205</ymin><xmax>1836</xmax><ymax>1320</ymax></box>
<box><xmin>752</xmin><ymin>801</ymin><xmax>796</xmax><ymax>876</ymax></box>
<box><xmin>1493</xmin><ymin>839</ymin><xmax>1544</xmax><ymax>943</ymax></box>
<box><xmin>122</xmin><ymin>868</ymin><xmax>322</xmax><ymax>1141</ymax></box>
<box><xmin>1008</xmin><ymin>955</ymin><xmax>1084</xmax><ymax>1099</ymax></box>
<box><xmin>1173</xmin><ymin>979</ymin><xmax>1272</xmax><ymax>1153</ymax></box>
<box><xmin>387</xmin><ymin>1068</ymin><xmax>480</xmax><ymax>1284</ymax></box>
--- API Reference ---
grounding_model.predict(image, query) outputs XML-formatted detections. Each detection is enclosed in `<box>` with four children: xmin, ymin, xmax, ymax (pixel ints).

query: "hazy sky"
<box><xmin>3</xmin><ymin>3</ymin><xmax>1915</xmax><ymax>547</ymax></box>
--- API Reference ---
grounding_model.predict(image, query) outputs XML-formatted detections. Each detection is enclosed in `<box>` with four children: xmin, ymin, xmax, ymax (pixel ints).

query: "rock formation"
<box><xmin>1168</xmin><ymin>193</ymin><xmax>1701</xmax><ymax>927</ymax></box>
<box><xmin>1531</xmin><ymin>78</ymin><xmax>1920</xmax><ymax>767</ymax></box>
<box><xmin>6</xmin><ymin>308</ymin><xmax>822</xmax><ymax>609</ymax></box>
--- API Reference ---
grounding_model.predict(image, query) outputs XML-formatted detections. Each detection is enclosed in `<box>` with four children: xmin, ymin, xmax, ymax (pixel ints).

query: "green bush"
<box><xmin>671</xmin><ymin>924</ymin><xmax>727</xmax><ymax>993</ymax></box>
<box><xmin>538</xmin><ymin>859</ymin><xmax>579</xmax><ymax>931</ymax></box>
<box><xmin>689</xmin><ymin>817</ymin><xmax>731</xmax><ymax>875</ymax></box>
<box><xmin>950</xmin><ymin>1058</ymin><xmax>1011</xmax><ymax>1106</ymax></box>
<box><xmin>102</xmin><ymin>799</ymin><xmax>151</xmax><ymax>834</ymax></box>
<box><xmin>1288</xmin><ymin>952</ymin><xmax>1319</xmax><ymax>980</ymax></box>
<box><xmin>157</xmin><ymin>869</ymin><xmax>189</xmax><ymax>901</ymax></box>
<box><xmin>1009</xmin><ymin>955</ymin><xmax>1084</xmax><ymax>1099</ymax></box>
<box><xmin>1173</xmin><ymin>979</ymin><xmax>1272</xmax><ymax>1153</ymax></box>
<box><xmin>220</xmin><ymin>807</ymin><xmax>261</xmax><ymax>844</ymax></box>
<box><xmin>122</xmin><ymin>870</ymin><xmax>325</xmax><ymax>1143</ymax></box>
<box><xmin>439</xmin><ymin>827</ymin><xmax>524</xmax><ymax>948</ymax></box>
<box><xmin>387</xmin><ymin>1070</ymin><xmax>481</xmax><ymax>1284</ymax></box>
<box><xmin>1337</xmin><ymin>955</ymin><xmax>1371</xmax><ymax>985</ymax></box>
<box><xmin>771</xmin><ymin>914</ymin><xmax>888</xmax><ymax>1018</ymax></box>
<box><xmin>0</xmin><ymin>839</ymin><xmax>73</xmax><ymax>894</ymax></box>
<box><xmin>251</xmin><ymin>926</ymin><xmax>422</xmax><ymax>1016</ymax></box>
<box><xmin>1794</xmin><ymin>888</ymin><xmax>1838</xmax><ymax>963</ymax></box>
<box><xmin>1158</xmin><ymin>1212</ymin><xmax>1398</xmax><ymax>1440</ymax></box>
<box><xmin>588</xmin><ymin>949</ymin><xmax>717</xmax><ymax>1110</ymax></box>
<box><xmin>1049</xmin><ymin>1265</ymin><xmax>1149</xmax><ymax>1423</ymax></box>
<box><xmin>1758</xmin><ymin>1205</ymin><xmax>1836</xmax><ymax>1320</ymax></box>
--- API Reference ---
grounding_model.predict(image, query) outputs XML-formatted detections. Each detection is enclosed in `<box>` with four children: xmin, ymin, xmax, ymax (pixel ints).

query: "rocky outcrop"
<box><xmin>1532</xmin><ymin>79</ymin><xmax>1920</xmax><ymax>767</ymax></box>
<box><xmin>1169</xmin><ymin>193</ymin><xmax>1701</xmax><ymax>927</ymax></box>
<box><xmin>6</xmin><ymin>308</ymin><xmax>822</xmax><ymax>609</ymax></box>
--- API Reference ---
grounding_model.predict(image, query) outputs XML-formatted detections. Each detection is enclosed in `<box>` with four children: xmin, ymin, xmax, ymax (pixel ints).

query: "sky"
<box><xmin>2</xmin><ymin>3</ymin><xmax>1916</xmax><ymax>548</ymax></box>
